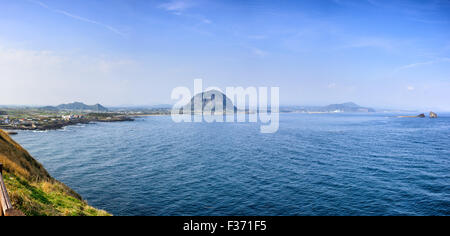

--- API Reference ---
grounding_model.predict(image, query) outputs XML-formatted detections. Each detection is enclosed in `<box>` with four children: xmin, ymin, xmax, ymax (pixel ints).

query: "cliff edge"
<box><xmin>0</xmin><ymin>129</ymin><xmax>110</xmax><ymax>216</ymax></box>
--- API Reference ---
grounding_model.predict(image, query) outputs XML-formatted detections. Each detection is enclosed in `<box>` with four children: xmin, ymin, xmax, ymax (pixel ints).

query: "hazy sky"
<box><xmin>0</xmin><ymin>0</ymin><xmax>449</xmax><ymax>110</ymax></box>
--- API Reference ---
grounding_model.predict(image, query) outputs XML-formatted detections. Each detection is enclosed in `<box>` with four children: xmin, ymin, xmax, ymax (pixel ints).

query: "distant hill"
<box><xmin>39</xmin><ymin>106</ymin><xmax>59</xmax><ymax>111</ymax></box>
<box><xmin>57</xmin><ymin>102</ymin><xmax>108</xmax><ymax>111</ymax></box>
<box><xmin>41</xmin><ymin>102</ymin><xmax>108</xmax><ymax>112</ymax></box>
<box><xmin>180</xmin><ymin>90</ymin><xmax>237</xmax><ymax>114</ymax></box>
<box><xmin>280</xmin><ymin>102</ymin><xmax>376</xmax><ymax>113</ymax></box>
<box><xmin>322</xmin><ymin>102</ymin><xmax>376</xmax><ymax>113</ymax></box>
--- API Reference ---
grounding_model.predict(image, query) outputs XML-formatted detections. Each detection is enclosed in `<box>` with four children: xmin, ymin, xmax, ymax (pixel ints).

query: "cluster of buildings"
<box><xmin>61</xmin><ymin>114</ymin><xmax>85</xmax><ymax>121</ymax></box>
<box><xmin>0</xmin><ymin>114</ymin><xmax>87</xmax><ymax>130</ymax></box>
<box><xmin>0</xmin><ymin>116</ymin><xmax>38</xmax><ymax>128</ymax></box>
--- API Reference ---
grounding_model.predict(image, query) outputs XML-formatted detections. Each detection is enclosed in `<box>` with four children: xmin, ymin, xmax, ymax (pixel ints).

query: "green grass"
<box><xmin>1</xmin><ymin>128</ymin><xmax>110</xmax><ymax>216</ymax></box>
<box><xmin>3</xmin><ymin>172</ymin><xmax>110</xmax><ymax>216</ymax></box>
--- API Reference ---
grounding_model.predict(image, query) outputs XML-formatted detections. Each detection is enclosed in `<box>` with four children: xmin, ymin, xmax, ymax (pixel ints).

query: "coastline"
<box><xmin>0</xmin><ymin>116</ymin><xmax>134</xmax><ymax>132</ymax></box>
<box><xmin>2</xmin><ymin>111</ymin><xmax>441</xmax><ymax>132</ymax></box>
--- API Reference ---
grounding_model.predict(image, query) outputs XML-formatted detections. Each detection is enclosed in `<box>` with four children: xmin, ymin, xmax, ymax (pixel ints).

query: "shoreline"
<box><xmin>0</xmin><ymin>117</ymin><xmax>134</xmax><ymax>132</ymax></box>
<box><xmin>2</xmin><ymin>111</ymin><xmax>442</xmax><ymax>132</ymax></box>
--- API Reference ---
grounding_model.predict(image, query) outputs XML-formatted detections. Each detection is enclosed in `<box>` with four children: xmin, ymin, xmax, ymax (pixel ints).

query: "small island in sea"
<box><xmin>179</xmin><ymin>90</ymin><xmax>237</xmax><ymax>115</ymax></box>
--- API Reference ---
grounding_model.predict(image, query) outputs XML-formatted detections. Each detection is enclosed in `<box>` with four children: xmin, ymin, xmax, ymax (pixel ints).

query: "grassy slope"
<box><xmin>0</xmin><ymin>129</ymin><xmax>110</xmax><ymax>216</ymax></box>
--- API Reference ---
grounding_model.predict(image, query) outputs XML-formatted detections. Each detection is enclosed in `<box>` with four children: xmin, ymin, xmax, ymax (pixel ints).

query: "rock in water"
<box><xmin>398</xmin><ymin>113</ymin><xmax>426</xmax><ymax>118</ymax></box>
<box><xmin>430</xmin><ymin>112</ymin><xmax>438</xmax><ymax>118</ymax></box>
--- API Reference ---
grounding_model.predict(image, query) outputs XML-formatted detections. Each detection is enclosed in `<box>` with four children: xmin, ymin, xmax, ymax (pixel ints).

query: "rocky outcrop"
<box><xmin>417</xmin><ymin>113</ymin><xmax>426</xmax><ymax>118</ymax></box>
<box><xmin>398</xmin><ymin>113</ymin><xmax>426</xmax><ymax>118</ymax></box>
<box><xmin>429</xmin><ymin>112</ymin><xmax>438</xmax><ymax>118</ymax></box>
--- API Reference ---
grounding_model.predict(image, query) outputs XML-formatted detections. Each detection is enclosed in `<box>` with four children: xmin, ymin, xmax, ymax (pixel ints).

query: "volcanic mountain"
<box><xmin>180</xmin><ymin>90</ymin><xmax>237</xmax><ymax>114</ymax></box>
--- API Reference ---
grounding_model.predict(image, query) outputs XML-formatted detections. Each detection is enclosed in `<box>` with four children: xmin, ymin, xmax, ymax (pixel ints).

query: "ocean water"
<box><xmin>12</xmin><ymin>113</ymin><xmax>450</xmax><ymax>216</ymax></box>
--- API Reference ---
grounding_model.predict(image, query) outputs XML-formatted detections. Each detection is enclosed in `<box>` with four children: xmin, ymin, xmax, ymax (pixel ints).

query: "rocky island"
<box><xmin>179</xmin><ymin>90</ymin><xmax>237</xmax><ymax>114</ymax></box>
<box><xmin>0</xmin><ymin>102</ymin><xmax>134</xmax><ymax>131</ymax></box>
<box><xmin>398</xmin><ymin>112</ymin><xmax>439</xmax><ymax>119</ymax></box>
<box><xmin>398</xmin><ymin>113</ymin><xmax>426</xmax><ymax>118</ymax></box>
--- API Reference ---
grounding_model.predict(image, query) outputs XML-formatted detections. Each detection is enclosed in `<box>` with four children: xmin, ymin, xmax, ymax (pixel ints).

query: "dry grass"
<box><xmin>0</xmin><ymin>130</ymin><xmax>51</xmax><ymax>181</ymax></box>
<box><xmin>0</xmin><ymin>154</ymin><xmax>30</xmax><ymax>178</ymax></box>
<box><xmin>4</xmin><ymin>172</ymin><xmax>110</xmax><ymax>216</ymax></box>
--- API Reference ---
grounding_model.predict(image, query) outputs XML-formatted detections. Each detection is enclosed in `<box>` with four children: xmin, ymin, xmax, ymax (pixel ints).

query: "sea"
<box><xmin>12</xmin><ymin>113</ymin><xmax>450</xmax><ymax>216</ymax></box>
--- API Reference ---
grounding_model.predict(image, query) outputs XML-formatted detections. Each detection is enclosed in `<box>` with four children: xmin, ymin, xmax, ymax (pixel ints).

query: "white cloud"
<box><xmin>342</xmin><ymin>37</ymin><xmax>394</xmax><ymax>50</ymax></box>
<box><xmin>98</xmin><ymin>59</ymin><xmax>136</xmax><ymax>74</ymax></box>
<box><xmin>29</xmin><ymin>0</ymin><xmax>49</xmax><ymax>8</ymax></box>
<box><xmin>159</xmin><ymin>0</ymin><xmax>193</xmax><ymax>12</ymax></box>
<box><xmin>247</xmin><ymin>35</ymin><xmax>267</xmax><ymax>40</ymax></box>
<box><xmin>29</xmin><ymin>0</ymin><xmax>124</xmax><ymax>36</ymax></box>
<box><xmin>0</xmin><ymin>46</ymin><xmax>137</xmax><ymax>105</ymax></box>
<box><xmin>398</xmin><ymin>61</ymin><xmax>435</xmax><ymax>70</ymax></box>
<box><xmin>407</xmin><ymin>86</ymin><xmax>415</xmax><ymax>91</ymax></box>
<box><xmin>251</xmin><ymin>48</ymin><xmax>268</xmax><ymax>57</ymax></box>
<box><xmin>158</xmin><ymin>0</ymin><xmax>212</xmax><ymax>25</ymax></box>
<box><xmin>395</xmin><ymin>57</ymin><xmax>450</xmax><ymax>71</ymax></box>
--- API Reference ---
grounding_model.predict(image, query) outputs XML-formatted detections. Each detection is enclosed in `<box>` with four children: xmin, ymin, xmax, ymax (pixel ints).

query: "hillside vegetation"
<box><xmin>0</xmin><ymin>129</ymin><xmax>110</xmax><ymax>216</ymax></box>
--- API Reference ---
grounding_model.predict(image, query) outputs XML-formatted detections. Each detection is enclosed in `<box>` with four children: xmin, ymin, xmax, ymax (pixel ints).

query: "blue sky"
<box><xmin>0</xmin><ymin>0</ymin><xmax>449</xmax><ymax>110</ymax></box>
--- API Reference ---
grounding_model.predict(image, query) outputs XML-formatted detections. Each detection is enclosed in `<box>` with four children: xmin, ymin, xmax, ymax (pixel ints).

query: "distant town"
<box><xmin>0</xmin><ymin>102</ymin><xmax>170</xmax><ymax>131</ymax></box>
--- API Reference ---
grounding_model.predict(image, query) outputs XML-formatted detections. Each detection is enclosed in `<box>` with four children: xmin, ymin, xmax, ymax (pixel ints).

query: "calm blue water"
<box><xmin>11</xmin><ymin>113</ymin><xmax>450</xmax><ymax>216</ymax></box>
